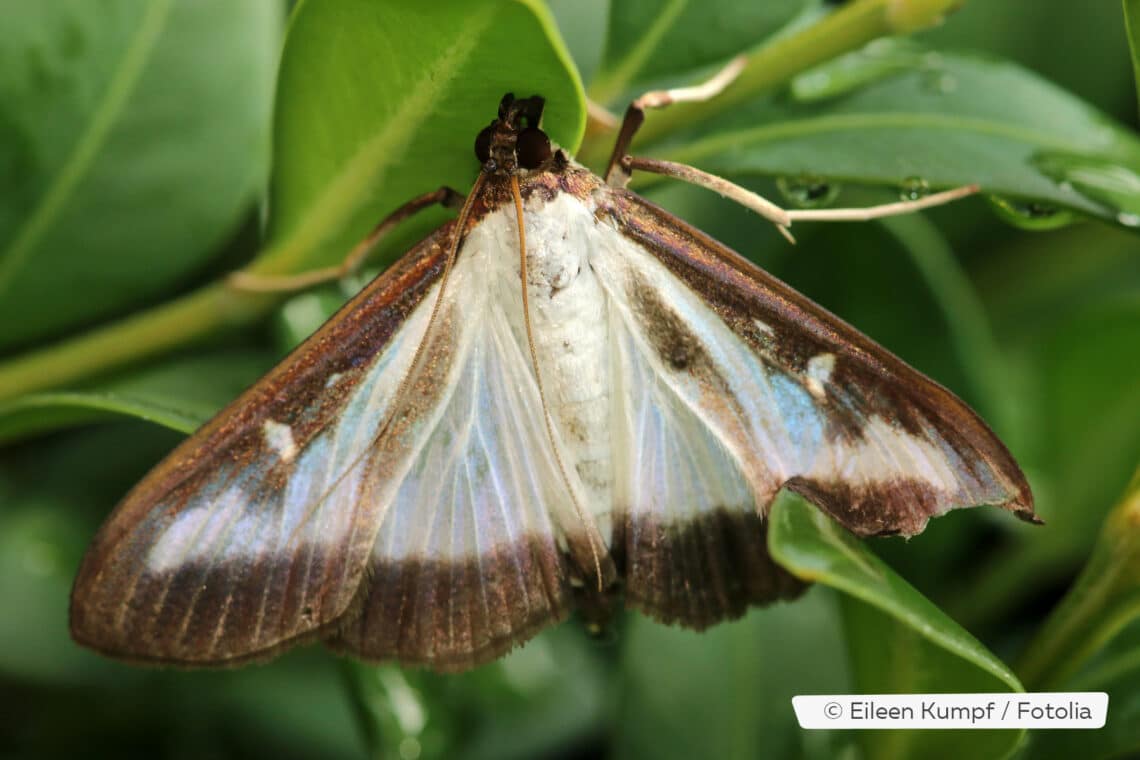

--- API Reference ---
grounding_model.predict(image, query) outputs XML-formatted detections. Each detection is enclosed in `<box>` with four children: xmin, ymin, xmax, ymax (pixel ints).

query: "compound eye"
<box><xmin>516</xmin><ymin>127</ymin><xmax>551</xmax><ymax>169</ymax></box>
<box><xmin>474</xmin><ymin>125</ymin><xmax>494</xmax><ymax>163</ymax></box>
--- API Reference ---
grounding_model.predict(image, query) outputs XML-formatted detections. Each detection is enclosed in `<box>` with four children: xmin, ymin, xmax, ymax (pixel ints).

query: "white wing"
<box><xmin>332</xmin><ymin>211</ymin><xmax>610</xmax><ymax>670</ymax></box>
<box><xmin>72</xmin><ymin>217</ymin><xmax>605</xmax><ymax>670</ymax></box>
<box><xmin>588</xmin><ymin>188</ymin><xmax>1034</xmax><ymax>626</ymax></box>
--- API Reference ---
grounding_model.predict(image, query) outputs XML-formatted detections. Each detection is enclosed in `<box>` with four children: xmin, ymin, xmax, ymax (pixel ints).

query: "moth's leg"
<box><xmin>605</xmin><ymin>56</ymin><xmax>980</xmax><ymax>240</ymax></box>
<box><xmin>621</xmin><ymin>156</ymin><xmax>795</xmax><ymax>241</ymax></box>
<box><xmin>617</xmin><ymin>155</ymin><xmax>980</xmax><ymax>241</ymax></box>
<box><xmin>782</xmin><ymin>184</ymin><xmax>981</xmax><ymax>222</ymax></box>
<box><xmin>604</xmin><ymin>55</ymin><xmax>746</xmax><ymax>186</ymax></box>
<box><xmin>601</xmin><ymin>57</ymin><xmax>798</xmax><ymax>240</ymax></box>
<box><xmin>228</xmin><ymin>186</ymin><xmax>466</xmax><ymax>293</ymax></box>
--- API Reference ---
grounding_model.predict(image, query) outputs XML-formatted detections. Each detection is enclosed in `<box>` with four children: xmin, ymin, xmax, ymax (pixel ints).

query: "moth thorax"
<box><xmin>518</xmin><ymin>194</ymin><xmax>616</xmax><ymax>532</ymax></box>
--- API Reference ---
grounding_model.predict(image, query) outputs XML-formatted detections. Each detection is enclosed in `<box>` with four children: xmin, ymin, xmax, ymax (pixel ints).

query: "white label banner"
<box><xmin>793</xmin><ymin>693</ymin><xmax>1108</xmax><ymax>729</ymax></box>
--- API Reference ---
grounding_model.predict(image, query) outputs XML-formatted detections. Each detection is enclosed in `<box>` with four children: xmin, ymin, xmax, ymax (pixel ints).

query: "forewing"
<box><xmin>593</xmin><ymin>189</ymin><xmax>1035</xmax><ymax>624</ymax></box>
<box><xmin>599</xmin><ymin>190</ymin><xmax>1035</xmax><ymax>534</ymax></box>
<box><xmin>70</xmin><ymin>224</ymin><xmax>455</xmax><ymax>665</ymax></box>
<box><xmin>331</xmin><ymin>218</ymin><xmax>606</xmax><ymax>670</ymax></box>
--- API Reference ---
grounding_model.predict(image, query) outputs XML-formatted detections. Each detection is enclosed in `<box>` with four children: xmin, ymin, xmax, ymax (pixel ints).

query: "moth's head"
<box><xmin>474</xmin><ymin>93</ymin><xmax>556</xmax><ymax>175</ymax></box>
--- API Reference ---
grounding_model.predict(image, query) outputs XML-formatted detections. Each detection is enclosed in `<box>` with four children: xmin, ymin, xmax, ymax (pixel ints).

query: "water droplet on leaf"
<box><xmin>899</xmin><ymin>176</ymin><xmax>931</xmax><ymax>201</ymax></box>
<box><xmin>1032</xmin><ymin>151</ymin><xmax>1140</xmax><ymax>228</ymax></box>
<box><xmin>777</xmin><ymin>175</ymin><xmax>840</xmax><ymax>209</ymax></box>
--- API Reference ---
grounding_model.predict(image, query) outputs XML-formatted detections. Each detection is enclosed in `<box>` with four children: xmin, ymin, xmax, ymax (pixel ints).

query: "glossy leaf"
<box><xmin>589</xmin><ymin>0</ymin><xmax>811</xmax><ymax>102</ymax></box>
<box><xmin>659</xmin><ymin>46</ymin><xmax>1140</xmax><ymax>228</ymax></box>
<box><xmin>768</xmin><ymin>491</ymin><xmax>1026</xmax><ymax>760</ymax></box>
<box><xmin>258</xmin><ymin>0</ymin><xmax>585</xmax><ymax>278</ymax></box>
<box><xmin>926</xmin><ymin>0</ymin><xmax>1136</xmax><ymax>120</ymax></box>
<box><xmin>0</xmin><ymin>0</ymin><xmax>280</xmax><ymax>350</ymax></box>
<box><xmin>0</xmin><ymin>350</ymin><xmax>274</xmax><ymax>443</ymax></box>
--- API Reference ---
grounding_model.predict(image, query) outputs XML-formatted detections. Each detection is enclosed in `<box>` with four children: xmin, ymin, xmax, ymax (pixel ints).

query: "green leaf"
<box><xmin>258</xmin><ymin>0</ymin><xmax>585</xmax><ymax>278</ymax></box>
<box><xmin>0</xmin><ymin>0</ymin><xmax>280</xmax><ymax>350</ymax></box>
<box><xmin>768</xmin><ymin>491</ymin><xmax>1025</xmax><ymax>760</ymax></box>
<box><xmin>0</xmin><ymin>350</ymin><xmax>274</xmax><ymax>443</ymax></box>
<box><xmin>925</xmin><ymin>0</ymin><xmax>1135</xmax><ymax>120</ymax></box>
<box><xmin>616</xmin><ymin>589</ymin><xmax>851</xmax><ymax>760</ymax></box>
<box><xmin>659</xmin><ymin>45</ymin><xmax>1140</xmax><ymax>228</ymax></box>
<box><xmin>589</xmin><ymin>0</ymin><xmax>812</xmax><ymax>103</ymax></box>
<box><xmin>1125</xmin><ymin>0</ymin><xmax>1140</xmax><ymax>114</ymax></box>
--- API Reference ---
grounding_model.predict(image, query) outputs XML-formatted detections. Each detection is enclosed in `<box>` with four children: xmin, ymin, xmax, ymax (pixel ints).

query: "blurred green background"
<box><xmin>1</xmin><ymin>1</ymin><xmax>1139</xmax><ymax>758</ymax></box>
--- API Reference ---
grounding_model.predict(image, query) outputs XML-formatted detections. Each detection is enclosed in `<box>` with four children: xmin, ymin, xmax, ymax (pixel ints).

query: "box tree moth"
<box><xmin>71</xmin><ymin>69</ymin><xmax>1038</xmax><ymax>672</ymax></box>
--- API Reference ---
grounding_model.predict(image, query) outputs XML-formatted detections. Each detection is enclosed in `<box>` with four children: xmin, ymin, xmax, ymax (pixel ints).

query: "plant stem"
<box><xmin>0</xmin><ymin>281</ymin><xmax>278</xmax><ymax>402</ymax></box>
<box><xmin>1017</xmin><ymin>466</ymin><xmax>1140</xmax><ymax>689</ymax></box>
<box><xmin>577</xmin><ymin>0</ymin><xmax>964</xmax><ymax>167</ymax></box>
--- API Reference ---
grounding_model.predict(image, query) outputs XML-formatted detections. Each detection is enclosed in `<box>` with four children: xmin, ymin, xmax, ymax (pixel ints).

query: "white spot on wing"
<box><xmin>263</xmin><ymin>419</ymin><xmax>298</xmax><ymax>463</ymax></box>
<box><xmin>805</xmin><ymin>353</ymin><xmax>835</xmax><ymax>398</ymax></box>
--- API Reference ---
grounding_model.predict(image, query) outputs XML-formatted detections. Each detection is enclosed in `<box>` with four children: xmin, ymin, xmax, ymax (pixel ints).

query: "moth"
<box><xmin>71</xmin><ymin>76</ymin><xmax>1038</xmax><ymax>672</ymax></box>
